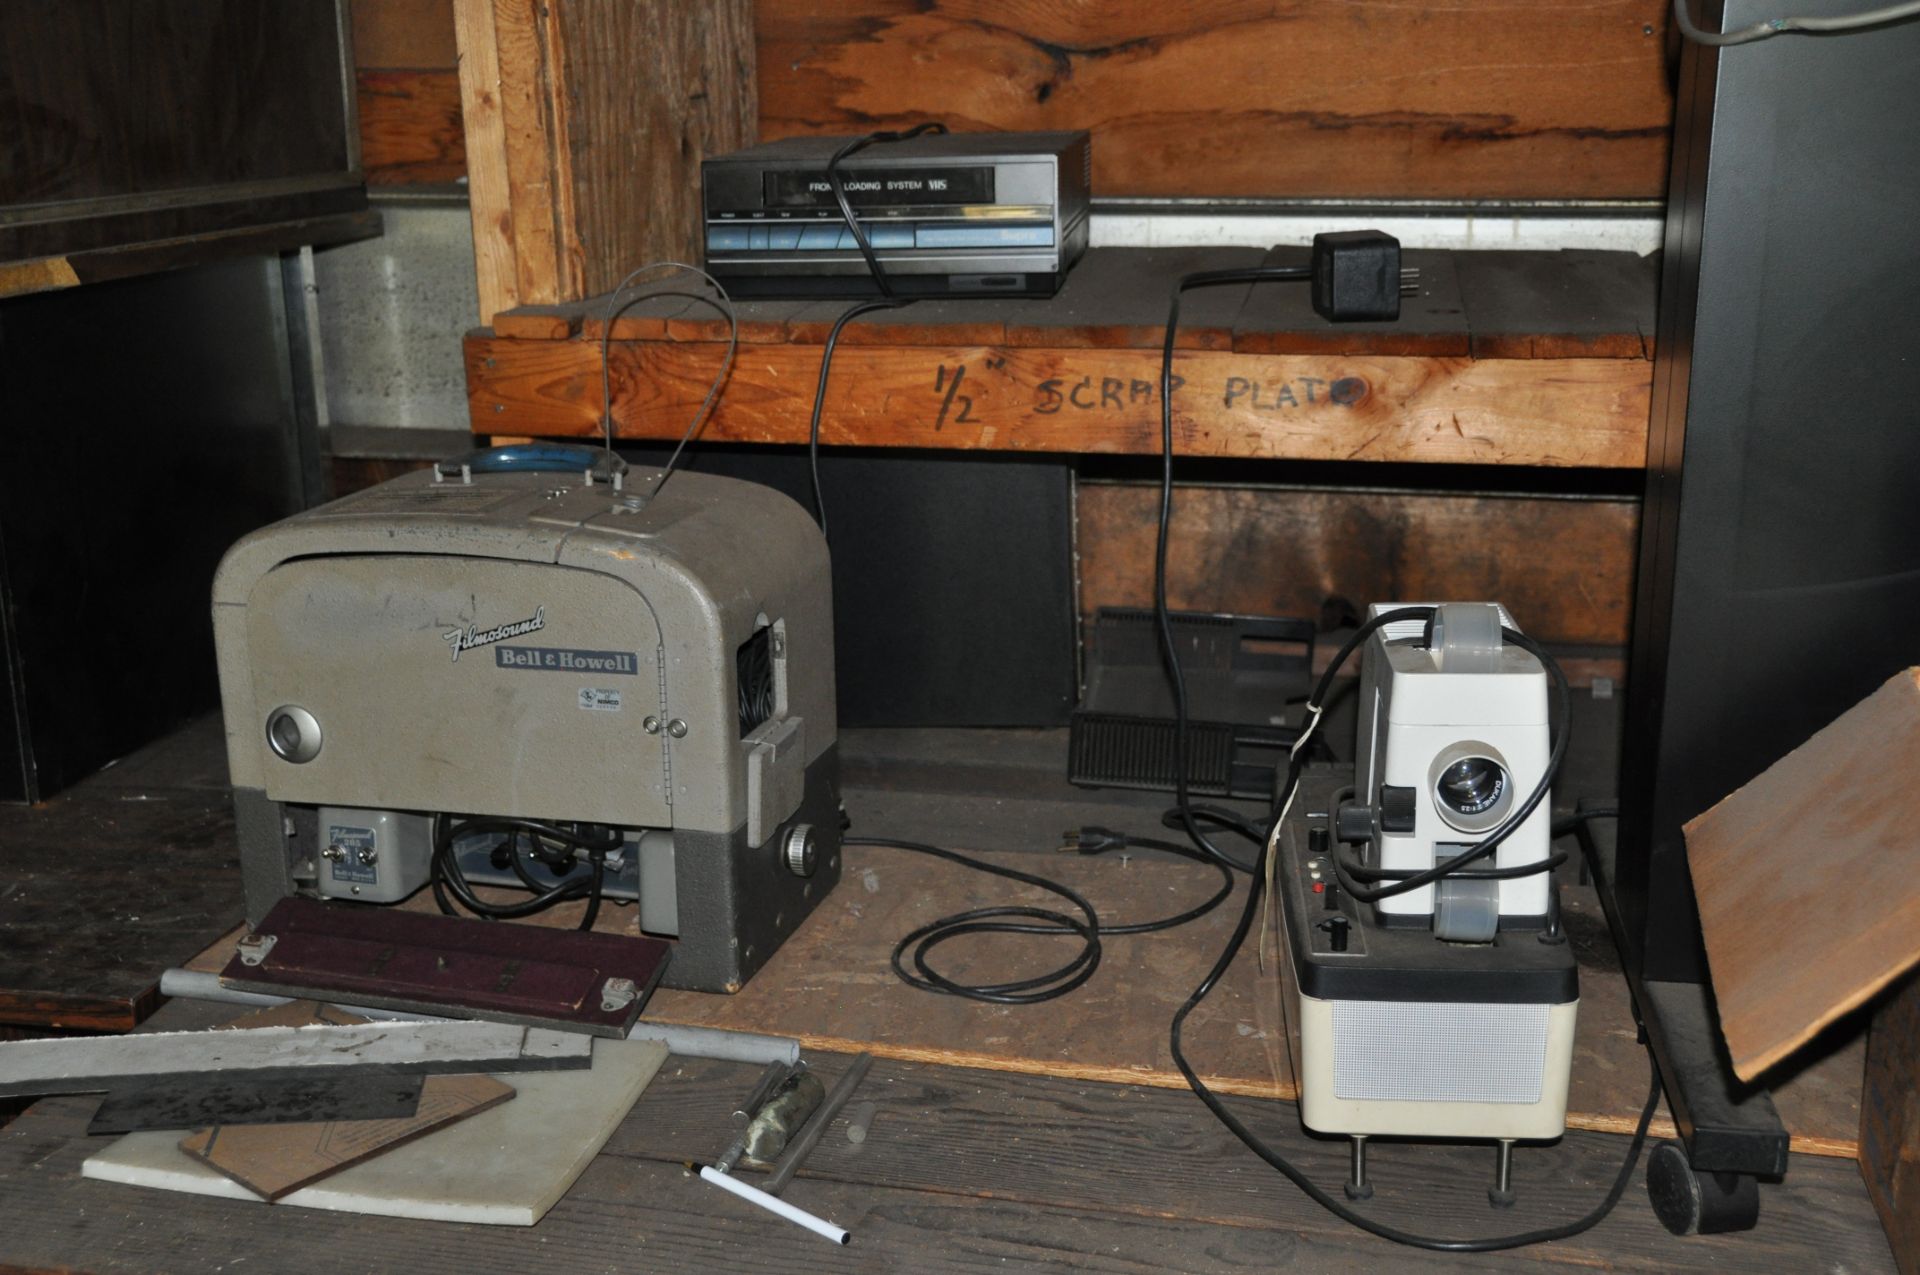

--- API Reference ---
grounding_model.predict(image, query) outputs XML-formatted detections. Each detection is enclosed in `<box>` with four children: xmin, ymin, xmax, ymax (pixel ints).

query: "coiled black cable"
<box><xmin>860</xmin><ymin>829</ymin><xmax>1235</xmax><ymax>1005</ymax></box>
<box><xmin>430</xmin><ymin>814</ymin><xmax>622</xmax><ymax>932</ymax></box>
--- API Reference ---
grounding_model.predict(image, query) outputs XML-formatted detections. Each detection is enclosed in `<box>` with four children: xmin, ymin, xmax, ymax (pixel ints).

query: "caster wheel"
<box><xmin>1646</xmin><ymin>1141</ymin><xmax>1761</xmax><ymax>1235</ymax></box>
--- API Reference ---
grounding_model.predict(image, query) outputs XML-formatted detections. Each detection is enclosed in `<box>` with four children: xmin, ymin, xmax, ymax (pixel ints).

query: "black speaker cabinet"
<box><xmin>1603</xmin><ymin>1</ymin><xmax>1920</xmax><ymax>1181</ymax></box>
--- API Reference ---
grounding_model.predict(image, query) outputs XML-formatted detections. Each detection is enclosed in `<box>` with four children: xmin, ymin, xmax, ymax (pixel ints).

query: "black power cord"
<box><xmin>824</xmin><ymin>124</ymin><xmax>948</xmax><ymax>301</ymax></box>
<box><xmin>1151</xmin><ymin>243</ymin><xmax>1417</xmax><ymax>873</ymax></box>
<box><xmin>430</xmin><ymin>814</ymin><xmax>623</xmax><ymax>932</ymax></box>
<box><xmin>1166</xmin><ymin>608</ymin><xmax>1662</xmax><ymax>1251</ymax></box>
<box><xmin>1553</xmin><ymin>803</ymin><xmax>1619</xmax><ymax>838</ymax></box>
<box><xmin>807</xmin><ymin>298</ymin><xmax>901</xmax><ymax>536</ymax></box>
<box><xmin>1157</xmin><ymin>264</ymin><xmax>1311</xmax><ymax>873</ymax></box>
<box><xmin>805</xmin><ymin>123</ymin><xmax>948</xmax><ymax>533</ymax></box>
<box><xmin>859</xmin><ymin>828</ymin><xmax>1235</xmax><ymax>1005</ymax></box>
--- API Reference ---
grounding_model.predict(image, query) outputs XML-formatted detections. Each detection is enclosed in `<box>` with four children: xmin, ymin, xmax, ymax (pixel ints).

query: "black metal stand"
<box><xmin>1577</xmin><ymin>812</ymin><xmax>1778</xmax><ymax>1233</ymax></box>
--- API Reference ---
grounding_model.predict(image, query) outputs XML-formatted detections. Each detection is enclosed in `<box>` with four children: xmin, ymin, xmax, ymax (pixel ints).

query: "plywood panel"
<box><xmin>1685</xmin><ymin>668</ymin><xmax>1920</xmax><ymax>1081</ymax></box>
<box><xmin>351</xmin><ymin>0</ymin><xmax>459</xmax><ymax>69</ymax></box>
<box><xmin>1077</xmin><ymin>484</ymin><xmax>1640</xmax><ymax>647</ymax></box>
<box><xmin>0</xmin><ymin>1</ymin><xmax>351</xmax><ymax>206</ymax></box>
<box><xmin>357</xmin><ymin>70</ymin><xmax>465</xmax><ymax>185</ymax></box>
<box><xmin>757</xmin><ymin>0</ymin><xmax>1675</xmax><ymax>199</ymax></box>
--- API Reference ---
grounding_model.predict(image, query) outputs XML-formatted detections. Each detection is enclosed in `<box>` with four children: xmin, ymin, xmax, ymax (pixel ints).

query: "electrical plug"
<box><xmin>1061</xmin><ymin>826</ymin><xmax>1129</xmax><ymax>855</ymax></box>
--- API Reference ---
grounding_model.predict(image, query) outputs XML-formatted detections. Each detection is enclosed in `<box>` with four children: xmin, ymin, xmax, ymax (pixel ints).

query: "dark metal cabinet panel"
<box><xmin>0</xmin><ymin>259</ymin><xmax>308</xmax><ymax>802</ymax></box>
<box><xmin>1611</xmin><ymin>1</ymin><xmax>1920</xmax><ymax>1172</ymax></box>
<box><xmin>0</xmin><ymin>0</ymin><xmax>364</xmax><ymax>264</ymax></box>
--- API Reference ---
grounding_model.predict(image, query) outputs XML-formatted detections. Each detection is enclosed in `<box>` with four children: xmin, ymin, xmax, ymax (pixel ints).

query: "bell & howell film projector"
<box><xmin>211</xmin><ymin>453</ymin><xmax>841</xmax><ymax>993</ymax></box>
<box><xmin>1276</xmin><ymin>603</ymin><xmax>1576</xmax><ymax>1204</ymax></box>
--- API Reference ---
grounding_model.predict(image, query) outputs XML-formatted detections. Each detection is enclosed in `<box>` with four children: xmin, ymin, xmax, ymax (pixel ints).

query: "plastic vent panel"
<box><xmin>1068</xmin><ymin>608</ymin><xmax>1313</xmax><ymax>798</ymax></box>
<box><xmin>1330</xmin><ymin>1000</ymin><xmax>1548</xmax><ymax>1104</ymax></box>
<box><xmin>1070</xmin><ymin>712</ymin><xmax>1240</xmax><ymax>796</ymax></box>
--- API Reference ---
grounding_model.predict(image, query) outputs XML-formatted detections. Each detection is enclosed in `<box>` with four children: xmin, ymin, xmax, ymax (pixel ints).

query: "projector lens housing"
<box><xmin>1428</xmin><ymin>743</ymin><xmax>1514</xmax><ymax>834</ymax></box>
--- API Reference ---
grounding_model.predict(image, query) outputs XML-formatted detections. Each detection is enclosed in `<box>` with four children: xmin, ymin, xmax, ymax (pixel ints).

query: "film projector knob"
<box><xmin>782</xmin><ymin>823</ymin><xmax>818</xmax><ymax>878</ymax></box>
<box><xmin>264</xmin><ymin>705</ymin><xmax>322</xmax><ymax>763</ymax></box>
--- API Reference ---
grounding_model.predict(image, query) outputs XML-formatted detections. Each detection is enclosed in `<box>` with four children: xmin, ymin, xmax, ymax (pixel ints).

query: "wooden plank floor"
<box><xmin>169</xmin><ymin>706</ymin><xmax>1867</xmax><ymax>1156</ymax></box>
<box><xmin>0</xmin><ymin>713</ymin><xmax>1894</xmax><ymax>1269</ymax></box>
<box><xmin>0</xmin><ymin>1036</ymin><xmax>1892</xmax><ymax>1273</ymax></box>
<box><xmin>0</xmin><ymin>721</ymin><xmax>245</xmax><ymax>1031</ymax></box>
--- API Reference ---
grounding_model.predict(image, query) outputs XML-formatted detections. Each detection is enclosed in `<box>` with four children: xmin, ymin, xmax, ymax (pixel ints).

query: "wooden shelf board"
<box><xmin>467</xmin><ymin>248</ymin><xmax>1655</xmax><ymax>467</ymax></box>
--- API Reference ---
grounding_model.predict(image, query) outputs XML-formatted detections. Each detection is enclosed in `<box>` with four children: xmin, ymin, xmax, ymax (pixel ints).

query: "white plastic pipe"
<box><xmin>699</xmin><ymin>1165</ymin><xmax>849</xmax><ymax>1245</ymax></box>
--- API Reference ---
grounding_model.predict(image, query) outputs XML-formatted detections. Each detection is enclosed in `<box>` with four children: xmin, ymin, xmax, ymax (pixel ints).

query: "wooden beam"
<box><xmin>494</xmin><ymin>0</ymin><xmax>567</xmax><ymax>306</ymax></box>
<box><xmin>454</xmin><ymin>0</ymin><xmax>757</xmax><ymax>323</ymax></box>
<box><xmin>464</xmin><ymin>333</ymin><xmax>1651</xmax><ymax>467</ymax></box>
<box><xmin>1862</xmin><ymin>977</ymin><xmax>1920</xmax><ymax>1272</ymax></box>
<box><xmin>756</xmin><ymin>0</ymin><xmax>1675</xmax><ymax>200</ymax></box>
<box><xmin>452</xmin><ymin>0</ymin><xmax>520</xmax><ymax>321</ymax></box>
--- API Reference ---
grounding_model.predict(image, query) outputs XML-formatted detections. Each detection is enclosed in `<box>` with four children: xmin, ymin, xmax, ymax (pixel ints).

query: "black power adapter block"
<box><xmin>1311</xmin><ymin>230</ymin><xmax>1404</xmax><ymax>323</ymax></box>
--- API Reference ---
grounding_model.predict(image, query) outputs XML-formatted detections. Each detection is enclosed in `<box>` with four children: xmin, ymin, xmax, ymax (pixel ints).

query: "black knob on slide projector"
<box><xmin>1379</xmin><ymin>785</ymin><xmax>1417</xmax><ymax>833</ymax></box>
<box><xmin>1335</xmin><ymin>802</ymin><xmax>1374</xmax><ymax>843</ymax></box>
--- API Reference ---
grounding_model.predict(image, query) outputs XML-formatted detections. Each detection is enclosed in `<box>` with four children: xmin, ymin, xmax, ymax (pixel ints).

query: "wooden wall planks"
<box><xmin>349</xmin><ymin>3</ymin><xmax>1679</xmax><ymax>198</ymax></box>
<box><xmin>1077</xmin><ymin>484</ymin><xmax>1640</xmax><ymax>646</ymax></box>
<box><xmin>453</xmin><ymin>0</ymin><xmax>757</xmax><ymax>319</ymax></box>
<box><xmin>551</xmin><ymin>1</ymin><xmax>759</xmax><ymax>301</ymax></box>
<box><xmin>756</xmin><ymin>0</ymin><xmax>1677</xmax><ymax>199</ymax></box>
